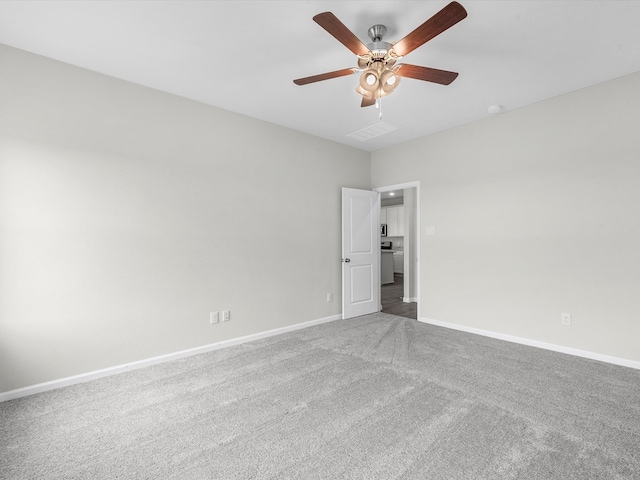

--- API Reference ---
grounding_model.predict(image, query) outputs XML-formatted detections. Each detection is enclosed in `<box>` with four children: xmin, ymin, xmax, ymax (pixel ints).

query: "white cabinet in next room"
<box><xmin>384</xmin><ymin>205</ymin><xmax>404</xmax><ymax>237</ymax></box>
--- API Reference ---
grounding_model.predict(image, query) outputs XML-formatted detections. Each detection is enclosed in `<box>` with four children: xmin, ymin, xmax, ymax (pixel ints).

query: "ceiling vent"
<box><xmin>346</xmin><ymin>122</ymin><xmax>397</xmax><ymax>142</ymax></box>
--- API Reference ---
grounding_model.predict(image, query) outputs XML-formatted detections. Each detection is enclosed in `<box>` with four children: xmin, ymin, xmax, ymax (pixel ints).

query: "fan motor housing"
<box><xmin>367</xmin><ymin>41</ymin><xmax>392</xmax><ymax>59</ymax></box>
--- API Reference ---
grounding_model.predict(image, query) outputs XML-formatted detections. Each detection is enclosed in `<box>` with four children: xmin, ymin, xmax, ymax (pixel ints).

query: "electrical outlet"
<box><xmin>561</xmin><ymin>313</ymin><xmax>571</xmax><ymax>326</ymax></box>
<box><xmin>223</xmin><ymin>310</ymin><xmax>231</xmax><ymax>322</ymax></box>
<box><xmin>210</xmin><ymin>312</ymin><xmax>219</xmax><ymax>324</ymax></box>
<box><xmin>326</xmin><ymin>293</ymin><xmax>333</xmax><ymax>303</ymax></box>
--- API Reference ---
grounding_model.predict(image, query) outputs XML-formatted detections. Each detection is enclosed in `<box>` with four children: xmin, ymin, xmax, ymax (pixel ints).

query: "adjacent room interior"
<box><xmin>1</xmin><ymin>1</ymin><xmax>640</xmax><ymax>478</ymax></box>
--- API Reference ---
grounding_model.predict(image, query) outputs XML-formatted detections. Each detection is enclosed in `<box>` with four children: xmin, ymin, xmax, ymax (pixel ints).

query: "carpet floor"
<box><xmin>1</xmin><ymin>313</ymin><xmax>639</xmax><ymax>479</ymax></box>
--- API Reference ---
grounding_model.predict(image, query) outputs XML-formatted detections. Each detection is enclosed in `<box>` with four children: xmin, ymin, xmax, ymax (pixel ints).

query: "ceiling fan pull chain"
<box><xmin>377</xmin><ymin>97</ymin><xmax>383</xmax><ymax>120</ymax></box>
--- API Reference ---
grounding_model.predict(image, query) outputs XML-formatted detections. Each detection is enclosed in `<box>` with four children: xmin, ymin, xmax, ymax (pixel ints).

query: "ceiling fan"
<box><xmin>293</xmin><ymin>1</ymin><xmax>467</xmax><ymax>108</ymax></box>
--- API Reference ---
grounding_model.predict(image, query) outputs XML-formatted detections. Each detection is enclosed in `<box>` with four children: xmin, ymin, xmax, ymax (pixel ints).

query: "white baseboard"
<box><xmin>0</xmin><ymin>314</ymin><xmax>342</xmax><ymax>403</ymax></box>
<box><xmin>419</xmin><ymin>317</ymin><xmax>640</xmax><ymax>371</ymax></box>
<box><xmin>403</xmin><ymin>297</ymin><xmax>418</xmax><ymax>303</ymax></box>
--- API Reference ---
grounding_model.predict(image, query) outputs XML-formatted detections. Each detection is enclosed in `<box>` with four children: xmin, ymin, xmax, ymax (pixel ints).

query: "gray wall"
<box><xmin>0</xmin><ymin>45</ymin><xmax>370</xmax><ymax>393</ymax></box>
<box><xmin>3</xmin><ymin>41</ymin><xmax>639</xmax><ymax>395</ymax></box>
<box><xmin>372</xmin><ymin>71</ymin><xmax>640</xmax><ymax>363</ymax></box>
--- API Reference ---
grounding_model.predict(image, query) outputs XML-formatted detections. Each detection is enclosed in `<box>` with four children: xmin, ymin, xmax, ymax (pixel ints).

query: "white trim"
<box><xmin>403</xmin><ymin>297</ymin><xmax>418</xmax><ymax>303</ymax></box>
<box><xmin>374</xmin><ymin>181</ymin><xmax>420</xmax><ymax>192</ymax></box>
<box><xmin>0</xmin><ymin>314</ymin><xmax>342</xmax><ymax>403</ymax></box>
<box><xmin>419</xmin><ymin>317</ymin><xmax>640</xmax><ymax>371</ymax></box>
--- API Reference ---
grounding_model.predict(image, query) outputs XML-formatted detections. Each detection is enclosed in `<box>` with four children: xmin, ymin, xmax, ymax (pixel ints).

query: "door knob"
<box><xmin>343</xmin><ymin>258</ymin><xmax>351</xmax><ymax>263</ymax></box>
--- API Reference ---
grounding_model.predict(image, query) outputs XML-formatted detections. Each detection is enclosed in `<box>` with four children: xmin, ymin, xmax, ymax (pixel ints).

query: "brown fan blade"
<box><xmin>293</xmin><ymin>68</ymin><xmax>356</xmax><ymax>86</ymax></box>
<box><xmin>313</xmin><ymin>12</ymin><xmax>370</xmax><ymax>56</ymax></box>
<box><xmin>361</xmin><ymin>95</ymin><xmax>376</xmax><ymax>108</ymax></box>
<box><xmin>396</xmin><ymin>64</ymin><xmax>459</xmax><ymax>85</ymax></box>
<box><xmin>392</xmin><ymin>2</ymin><xmax>467</xmax><ymax>57</ymax></box>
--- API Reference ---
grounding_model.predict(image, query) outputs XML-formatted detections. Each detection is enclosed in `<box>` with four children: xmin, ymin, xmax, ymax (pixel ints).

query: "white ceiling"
<box><xmin>1</xmin><ymin>1</ymin><xmax>640</xmax><ymax>152</ymax></box>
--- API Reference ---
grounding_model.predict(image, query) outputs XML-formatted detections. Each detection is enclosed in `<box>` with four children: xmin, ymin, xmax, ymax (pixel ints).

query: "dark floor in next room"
<box><xmin>381</xmin><ymin>274</ymin><xmax>417</xmax><ymax>320</ymax></box>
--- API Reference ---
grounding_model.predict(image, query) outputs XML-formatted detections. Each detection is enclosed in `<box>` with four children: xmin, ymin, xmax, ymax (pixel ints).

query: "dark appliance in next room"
<box><xmin>381</xmin><ymin>241</ymin><xmax>392</xmax><ymax>250</ymax></box>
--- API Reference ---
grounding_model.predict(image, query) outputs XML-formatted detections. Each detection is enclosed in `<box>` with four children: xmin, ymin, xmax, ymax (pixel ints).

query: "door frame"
<box><xmin>373</xmin><ymin>181</ymin><xmax>421</xmax><ymax>320</ymax></box>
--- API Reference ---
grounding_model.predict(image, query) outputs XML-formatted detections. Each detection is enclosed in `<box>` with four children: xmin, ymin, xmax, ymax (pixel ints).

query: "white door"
<box><xmin>342</xmin><ymin>188</ymin><xmax>380</xmax><ymax>319</ymax></box>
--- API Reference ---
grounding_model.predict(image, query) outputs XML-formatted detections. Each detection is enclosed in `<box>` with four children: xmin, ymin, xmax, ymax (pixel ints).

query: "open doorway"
<box><xmin>374</xmin><ymin>182</ymin><xmax>420</xmax><ymax>320</ymax></box>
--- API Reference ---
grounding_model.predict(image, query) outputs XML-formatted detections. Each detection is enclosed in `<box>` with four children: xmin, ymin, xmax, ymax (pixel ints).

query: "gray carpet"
<box><xmin>1</xmin><ymin>313</ymin><xmax>639</xmax><ymax>479</ymax></box>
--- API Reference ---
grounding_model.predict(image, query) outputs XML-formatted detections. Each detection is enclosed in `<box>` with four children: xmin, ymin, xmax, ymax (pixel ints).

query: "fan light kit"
<box><xmin>356</xmin><ymin>24</ymin><xmax>401</xmax><ymax>113</ymax></box>
<box><xmin>294</xmin><ymin>1</ymin><xmax>468</xmax><ymax>116</ymax></box>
